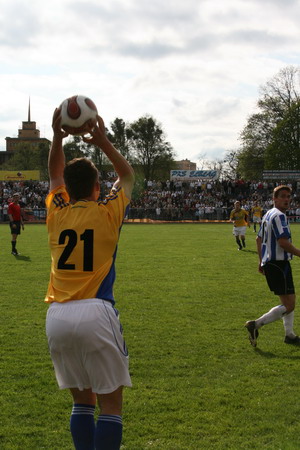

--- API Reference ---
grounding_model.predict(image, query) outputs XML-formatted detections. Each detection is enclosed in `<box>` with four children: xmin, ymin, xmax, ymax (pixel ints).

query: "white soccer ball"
<box><xmin>60</xmin><ymin>95</ymin><xmax>98</xmax><ymax>135</ymax></box>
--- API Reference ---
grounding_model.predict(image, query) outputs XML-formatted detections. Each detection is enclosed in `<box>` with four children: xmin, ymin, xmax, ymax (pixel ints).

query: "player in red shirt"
<box><xmin>8</xmin><ymin>193</ymin><xmax>24</xmax><ymax>255</ymax></box>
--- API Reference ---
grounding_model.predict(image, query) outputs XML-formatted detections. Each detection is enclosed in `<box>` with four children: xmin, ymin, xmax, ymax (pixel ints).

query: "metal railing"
<box><xmin>1</xmin><ymin>207</ymin><xmax>299</xmax><ymax>223</ymax></box>
<box><xmin>0</xmin><ymin>208</ymin><xmax>47</xmax><ymax>223</ymax></box>
<box><xmin>0</xmin><ymin>207</ymin><xmax>231</xmax><ymax>223</ymax></box>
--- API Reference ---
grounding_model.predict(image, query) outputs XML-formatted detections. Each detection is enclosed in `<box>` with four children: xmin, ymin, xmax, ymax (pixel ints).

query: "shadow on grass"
<box><xmin>241</xmin><ymin>249</ymin><xmax>257</xmax><ymax>254</ymax></box>
<box><xmin>13</xmin><ymin>254</ymin><xmax>31</xmax><ymax>262</ymax></box>
<box><xmin>255</xmin><ymin>347</ymin><xmax>300</xmax><ymax>359</ymax></box>
<box><xmin>254</xmin><ymin>347</ymin><xmax>277</xmax><ymax>358</ymax></box>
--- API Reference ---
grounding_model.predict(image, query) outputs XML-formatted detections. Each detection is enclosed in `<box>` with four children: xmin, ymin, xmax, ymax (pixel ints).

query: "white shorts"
<box><xmin>46</xmin><ymin>298</ymin><xmax>132</xmax><ymax>394</ymax></box>
<box><xmin>233</xmin><ymin>226</ymin><xmax>247</xmax><ymax>236</ymax></box>
<box><xmin>253</xmin><ymin>216</ymin><xmax>261</xmax><ymax>223</ymax></box>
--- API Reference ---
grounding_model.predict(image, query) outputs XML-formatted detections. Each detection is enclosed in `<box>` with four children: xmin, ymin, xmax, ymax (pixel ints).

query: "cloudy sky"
<box><xmin>0</xmin><ymin>0</ymin><xmax>299</xmax><ymax>165</ymax></box>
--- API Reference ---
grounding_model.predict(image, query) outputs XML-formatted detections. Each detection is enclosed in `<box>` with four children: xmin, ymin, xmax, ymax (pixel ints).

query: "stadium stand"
<box><xmin>1</xmin><ymin>179</ymin><xmax>300</xmax><ymax>223</ymax></box>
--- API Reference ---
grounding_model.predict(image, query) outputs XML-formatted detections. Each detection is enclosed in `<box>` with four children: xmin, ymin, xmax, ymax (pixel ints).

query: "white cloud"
<box><xmin>0</xmin><ymin>0</ymin><xmax>299</xmax><ymax>167</ymax></box>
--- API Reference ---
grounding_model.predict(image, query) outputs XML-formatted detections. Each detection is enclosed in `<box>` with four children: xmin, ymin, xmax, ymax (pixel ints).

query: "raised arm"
<box><xmin>83</xmin><ymin>116</ymin><xmax>135</xmax><ymax>199</ymax></box>
<box><xmin>48</xmin><ymin>108</ymin><xmax>69</xmax><ymax>192</ymax></box>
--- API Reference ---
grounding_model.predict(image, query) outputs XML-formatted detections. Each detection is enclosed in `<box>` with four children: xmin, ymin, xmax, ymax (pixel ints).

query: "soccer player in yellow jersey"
<box><xmin>45</xmin><ymin>108</ymin><xmax>135</xmax><ymax>450</ymax></box>
<box><xmin>251</xmin><ymin>202</ymin><xmax>263</xmax><ymax>233</ymax></box>
<box><xmin>229</xmin><ymin>201</ymin><xmax>250</xmax><ymax>250</ymax></box>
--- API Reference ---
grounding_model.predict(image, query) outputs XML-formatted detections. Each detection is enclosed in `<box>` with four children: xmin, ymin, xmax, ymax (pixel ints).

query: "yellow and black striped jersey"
<box><xmin>45</xmin><ymin>185</ymin><xmax>129</xmax><ymax>304</ymax></box>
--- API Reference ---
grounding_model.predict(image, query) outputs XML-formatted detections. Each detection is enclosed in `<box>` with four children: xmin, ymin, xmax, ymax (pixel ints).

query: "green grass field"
<box><xmin>1</xmin><ymin>223</ymin><xmax>300</xmax><ymax>449</ymax></box>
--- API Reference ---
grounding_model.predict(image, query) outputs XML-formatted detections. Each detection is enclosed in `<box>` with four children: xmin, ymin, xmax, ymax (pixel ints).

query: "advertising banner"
<box><xmin>0</xmin><ymin>170</ymin><xmax>40</xmax><ymax>181</ymax></box>
<box><xmin>170</xmin><ymin>170</ymin><xmax>219</xmax><ymax>180</ymax></box>
<box><xmin>263</xmin><ymin>170</ymin><xmax>300</xmax><ymax>180</ymax></box>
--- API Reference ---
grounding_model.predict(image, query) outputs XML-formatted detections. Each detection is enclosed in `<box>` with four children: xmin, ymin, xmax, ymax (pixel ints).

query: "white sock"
<box><xmin>255</xmin><ymin>305</ymin><xmax>287</xmax><ymax>328</ymax></box>
<box><xmin>283</xmin><ymin>311</ymin><xmax>296</xmax><ymax>338</ymax></box>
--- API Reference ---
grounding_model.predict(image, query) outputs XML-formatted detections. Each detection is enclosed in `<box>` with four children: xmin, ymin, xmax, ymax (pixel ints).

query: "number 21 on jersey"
<box><xmin>57</xmin><ymin>229</ymin><xmax>94</xmax><ymax>271</ymax></box>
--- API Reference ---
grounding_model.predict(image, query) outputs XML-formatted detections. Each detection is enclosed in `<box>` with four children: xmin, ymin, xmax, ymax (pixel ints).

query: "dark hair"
<box><xmin>273</xmin><ymin>185</ymin><xmax>292</xmax><ymax>198</ymax></box>
<box><xmin>63</xmin><ymin>157</ymin><xmax>99</xmax><ymax>201</ymax></box>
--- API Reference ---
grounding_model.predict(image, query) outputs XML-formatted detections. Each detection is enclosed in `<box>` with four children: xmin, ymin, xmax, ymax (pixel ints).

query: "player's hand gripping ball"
<box><xmin>60</xmin><ymin>95</ymin><xmax>98</xmax><ymax>135</ymax></box>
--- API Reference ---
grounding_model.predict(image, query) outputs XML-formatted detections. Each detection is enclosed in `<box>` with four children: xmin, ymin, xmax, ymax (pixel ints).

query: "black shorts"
<box><xmin>263</xmin><ymin>260</ymin><xmax>295</xmax><ymax>296</ymax></box>
<box><xmin>9</xmin><ymin>221</ymin><xmax>21</xmax><ymax>235</ymax></box>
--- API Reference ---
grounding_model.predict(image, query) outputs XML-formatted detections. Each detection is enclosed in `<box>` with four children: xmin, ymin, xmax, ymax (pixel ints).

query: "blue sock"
<box><xmin>70</xmin><ymin>403</ymin><xmax>95</xmax><ymax>450</ymax></box>
<box><xmin>95</xmin><ymin>414</ymin><xmax>123</xmax><ymax>450</ymax></box>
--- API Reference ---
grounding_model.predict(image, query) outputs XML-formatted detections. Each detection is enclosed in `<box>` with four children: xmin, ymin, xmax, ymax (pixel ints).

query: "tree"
<box><xmin>37</xmin><ymin>142</ymin><xmax>51</xmax><ymax>180</ymax></box>
<box><xmin>107</xmin><ymin>118</ymin><xmax>132</xmax><ymax>161</ymax></box>
<box><xmin>61</xmin><ymin>134</ymin><xmax>113</xmax><ymax>176</ymax></box>
<box><xmin>259</xmin><ymin>66</ymin><xmax>300</xmax><ymax>116</ymax></box>
<box><xmin>63</xmin><ymin>135</ymin><xmax>85</xmax><ymax>162</ymax></box>
<box><xmin>264</xmin><ymin>101</ymin><xmax>300</xmax><ymax>170</ymax></box>
<box><xmin>2</xmin><ymin>143</ymin><xmax>38</xmax><ymax>171</ymax></box>
<box><xmin>220</xmin><ymin>150</ymin><xmax>240</xmax><ymax>180</ymax></box>
<box><xmin>129</xmin><ymin>115</ymin><xmax>175</xmax><ymax>180</ymax></box>
<box><xmin>1</xmin><ymin>142</ymin><xmax>50</xmax><ymax>179</ymax></box>
<box><xmin>237</xmin><ymin>66</ymin><xmax>300</xmax><ymax>179</ymax></box>
<box><xmin>81</xmin><ymin>142</ymin><xmax>110</xmax><ymax>175</ymax></box>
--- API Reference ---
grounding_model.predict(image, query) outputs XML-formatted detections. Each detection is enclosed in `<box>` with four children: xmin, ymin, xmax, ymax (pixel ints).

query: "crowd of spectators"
<box><xmin>0</xmin><ymin>180</ymin><xmax>49</xmax><ymax>222</ymax></box>
<box><xmin>0</xmin><ymin>179</ymin><xmax>117</xmax><ymax>222</ymax></box>
<box><xmin>1</xmin><ymin>178</ymin><xmax>300</xmax><ymax>222</ymax></box>
<box><xmin>130</xmin><ymin>178</ymin><xmax>300</xmax><ymax>221</ymax></box>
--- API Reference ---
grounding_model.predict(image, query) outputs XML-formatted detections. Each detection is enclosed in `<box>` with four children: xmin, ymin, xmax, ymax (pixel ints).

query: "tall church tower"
<box><xmin>0</xmin><ymin>99</ymin><xmax>50</xmax><ymax>164</ymax></box>
<box><xmin>17</xmin><ymin>98</ymin><xmax>41</xmax><ymax>140</ymax></box>
<box><xmin>5</xmin><ymin>98</ymin><xmax>49</xmax><ymax>152</ymax></box>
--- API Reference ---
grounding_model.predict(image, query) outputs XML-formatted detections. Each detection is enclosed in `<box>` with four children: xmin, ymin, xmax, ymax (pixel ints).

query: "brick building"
<box><xmin>175</xmin><ymin>159</ymin><xmax>197</xmax><ymax>170</ymax></box>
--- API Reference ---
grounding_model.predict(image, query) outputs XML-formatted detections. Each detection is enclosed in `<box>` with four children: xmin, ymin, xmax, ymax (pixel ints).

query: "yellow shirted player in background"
<box><xmin>45</xmin><ymin>108</ymin><xmax>135</xmax><ymax>450</ymax></box>
<box><xmin>229</xmin><ymin>201</ymin><xmax>250</xmax><ymax>250</ymax></box>
<box><xmin>251</xmin><ymin>202</ymin><xmax>263</xmax><ymax>233</ymax></box>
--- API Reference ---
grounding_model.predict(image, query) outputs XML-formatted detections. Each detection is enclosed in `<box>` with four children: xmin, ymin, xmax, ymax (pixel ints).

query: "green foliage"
<box><xmin>264</xmin><ymin>101</ymin><xmax>300</xmax><ymax>170</ymax></box>
<box><xmin>237</xmin><ymin>141</ymin><xmax>265</xmax><ymax>180</ymax></box>
<box><xmin>1</xmin><ymin>142</ymin><xmax>50</xmax><ymax>180</ymax></box>
<box><xmin>238</xmin><ymin>66</ymin><xmax>300</xmax><ymax>179</ymax></box>
<box><xmin>129</xmin><ymin>116</ymin><xmax>175</xmax><ymax>181</ymax></box>
<box><xmin>62</xmin><ymin>135</ymin><xmax>85</xmax><ymax>162</ymax></box>
<box><xmin>259</xmin><ymin>66</ymin><xmax>300</xmax><ymax>115</ymax></box>
<box><xmin>108</xmin><ymin>118</ymin><xmax>132</xmax><ymax>161</ymax></box>
<box><xmin>1</xmin><ymin>114</ymin><xmax>176</xmax><ymax>182</ymax></box>
<box><xmin>130</xmin><ymin>172</ymin><xmax>146</xmax><ymax>200</ymax></box>
<box><xmin>2</xmin><ymin>224</ymin><xmax>300</xmax><ymax>448</ymax></box>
